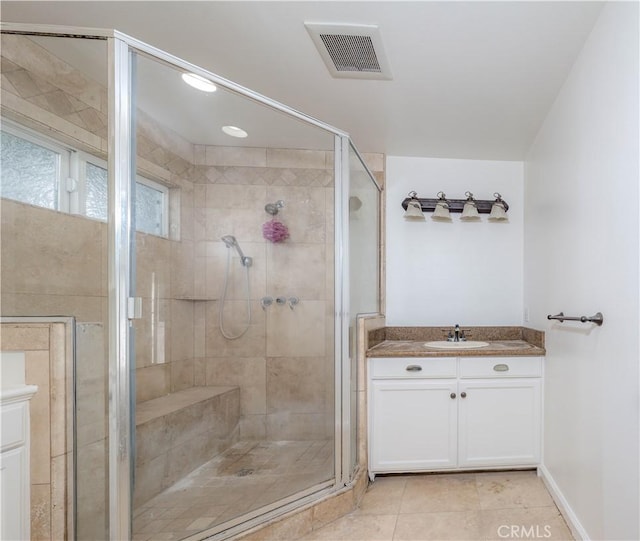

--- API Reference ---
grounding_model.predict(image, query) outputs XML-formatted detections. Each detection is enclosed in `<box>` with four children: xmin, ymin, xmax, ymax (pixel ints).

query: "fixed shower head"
<box><xmin>221</xmin><ymin>235</ymin><xmax>252</xmax><ymax>267</ymax></box>
<box><xmin>265</xmin><ymin>200</ymin><xmax>285</xmax><ymax>216</ymax></box>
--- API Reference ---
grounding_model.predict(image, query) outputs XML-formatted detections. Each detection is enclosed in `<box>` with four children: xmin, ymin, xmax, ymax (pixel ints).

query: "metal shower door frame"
<box><xmin>115</xmin><ymin>32</ymin><xmax>355</xmax><ymax>539</ymax></box>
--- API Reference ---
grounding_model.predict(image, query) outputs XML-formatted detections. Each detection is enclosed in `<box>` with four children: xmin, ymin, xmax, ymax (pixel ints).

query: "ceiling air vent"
<box><xmin>305</xmin><ymin>23</ymin><xmax>392</xmax><ymax>80</ymax></box>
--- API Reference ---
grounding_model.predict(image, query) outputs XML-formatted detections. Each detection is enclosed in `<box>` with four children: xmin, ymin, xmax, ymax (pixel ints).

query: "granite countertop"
<box><xmin>366</xmin><ymin>326</ymin><xmax>546</xmax><ymax>358</ymax></box>
<box><xmin>367</xmin><ymin>339</ymin><xmax>545</xmax><ymax>358</ymax></box>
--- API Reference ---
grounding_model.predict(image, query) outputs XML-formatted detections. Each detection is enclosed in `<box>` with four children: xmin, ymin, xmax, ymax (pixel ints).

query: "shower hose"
<box><xmin>218</xmin><ymin>246</ymin><xmax>252</xmax><ymax>340</ymax></box>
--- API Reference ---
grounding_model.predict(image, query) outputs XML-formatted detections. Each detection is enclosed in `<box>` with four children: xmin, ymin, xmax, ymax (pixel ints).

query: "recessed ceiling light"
<box><xmin>181</xmin><ymin>73</ymin><xmax>217</xmax><ymax>93</ymax></box>
<box><xmin>222</xmin><ymin>125</ymin><xmax>248</xmax><ymax>138</ymax></box>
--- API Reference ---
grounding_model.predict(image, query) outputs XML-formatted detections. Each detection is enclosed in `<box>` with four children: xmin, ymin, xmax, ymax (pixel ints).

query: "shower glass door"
<box><xmin>129</xmin><ymin>49</ymin><xmax>340</xmax><ymax>539</ymax></box>
<box><xmin>348</xmin><ymin>144</ymin><xmax>381</xmax><ymax>473</ymax></box>
<box><xmin>0</xmin><ymin>31</ymin><xmax>111</xmax><ymax>539</ymax></box>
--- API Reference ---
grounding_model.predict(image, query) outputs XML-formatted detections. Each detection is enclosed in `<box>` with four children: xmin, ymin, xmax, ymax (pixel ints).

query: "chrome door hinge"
<box><xmin>127</xmin><ymin>297</ymin><xmax>142</xmax><ymax>320</ymax></box>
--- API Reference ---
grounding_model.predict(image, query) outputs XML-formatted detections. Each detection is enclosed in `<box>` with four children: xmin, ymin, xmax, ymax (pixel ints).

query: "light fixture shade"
<box><xmin>181</xmin><ymin>72</ymin><xmax>217</xmax><ymax>93</ymax></box>
<box><xmin>460</xmin><ymin>201</ymin><xmax>480</xmax><ymax>221</ymax></box>
<box><xmin>404</xmin><ymin>200</ymin><xmax>425</xmax><ymax>220</ymax></box>
<box><xmin>222</xmin><ymin>125</ymin><xmax>248</xmax><ymax>138</ymax></box>
<box><xmin>431</xmin><ymin>201</ymin><xmax>451</xmax><ymax>221</ymax></box>
<box><xmin>489</xmin><ymin>202</ymin><xmax>508</xmax><ymax>221</ymax></box>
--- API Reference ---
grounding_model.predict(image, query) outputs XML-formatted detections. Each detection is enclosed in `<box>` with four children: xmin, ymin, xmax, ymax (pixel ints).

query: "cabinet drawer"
<box><xmin>370</xmin><ymin>357</ymin><xmax>457</xmax><ymax>379</ymax></box>
<box><xmin>1</xmin><ymin>401</ymin><xmax>28</xmax><ymax>451</ymax></box>
<box><xmin>459</xmin><ymin>357</ymin><xmax>542</xmax><ymax>378</ymax></box>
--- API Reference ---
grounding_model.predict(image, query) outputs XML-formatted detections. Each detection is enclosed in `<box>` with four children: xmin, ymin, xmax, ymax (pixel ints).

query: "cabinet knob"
<box><xmin>405</xmin><ymin>365</ymin><xmax>422</xmax><ymax>372</ymax></box>
<box><xmin>450</xmin><ymin>393</ymin><xmax>456</xmax><ymax>399</ymax></box>
<box><xmin>460</xmin><ymin>392</ymin><xmax>467</xmax><ymax>398</ymax></box>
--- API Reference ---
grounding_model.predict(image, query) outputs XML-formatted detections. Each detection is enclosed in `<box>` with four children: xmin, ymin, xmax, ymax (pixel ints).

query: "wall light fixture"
<box><xmin>488</xmin><ymin>193</ymin><xmax>508</xmax><ymax>221</ymax></box>
<box><xmin>403</xmin><ymin>191</ymin><xmax>426</xmax><ymax>220</ymax></box>
<box><xmin>431</xmin><ymin>192</ymin><xmax>452</xmax><ymax>221</ymax></box>
<box><xmin>401</xmin><ymin>191</ymin><xmax>509</xmax><ymax>221</ymax></box>
<box><xmin>460</xmin><ymin>191</ymin><xmax>480</xmax><ymax>221</ymax></box>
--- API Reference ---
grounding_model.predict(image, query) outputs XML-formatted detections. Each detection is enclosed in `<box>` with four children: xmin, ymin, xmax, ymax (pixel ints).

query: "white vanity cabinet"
<box><xmin>368</xmin><ymin>356</ymin><xmax>542</xmax><ymax>478</ymax></box>
<box><xmin>1</xmin><ymin>385</ymin><xmax>38</xmax><ymax>541</ymax></box>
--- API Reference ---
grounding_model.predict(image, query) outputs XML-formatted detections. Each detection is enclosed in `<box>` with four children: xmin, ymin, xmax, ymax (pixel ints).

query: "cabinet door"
<box><xmin>458</xmin><ymin>378</ymin><xmax>541</xmax><ymax>468</ymax></box>
<box><xmin>0</xmin><ymin>446</ymin><xmax>29</xmax><ymax>541</ymax></box>
<box><xmin>370</xmin><ymin>379</ymin><xmax>457</xmax><ymax>472</ymax></box>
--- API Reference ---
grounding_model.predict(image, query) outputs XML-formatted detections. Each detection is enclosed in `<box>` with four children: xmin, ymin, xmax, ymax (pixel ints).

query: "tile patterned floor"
<box><xmin>132</xmin><ymin>440</ymin><xmax>333</xmax><ymax>541</ymax></box>
<box><xmin>133</xmin><ymin>451</ymin><xmax>573</xmax><ymax>541</ymax></box>
<box><xmin>302</xmin><ymin>470</ymin><xmax>574</xmax><ymax>541</ymax></box>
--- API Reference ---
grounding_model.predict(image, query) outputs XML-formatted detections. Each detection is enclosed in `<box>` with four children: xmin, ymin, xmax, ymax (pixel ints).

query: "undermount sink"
<box><xmin>424</xmin><ymin>340</ymin><xmax>490</xmax><ymax>349</ymax></box>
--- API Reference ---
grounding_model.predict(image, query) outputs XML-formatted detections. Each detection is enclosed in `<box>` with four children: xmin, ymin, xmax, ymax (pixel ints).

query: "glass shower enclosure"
<box><xmin>0</xmin><ymin>23</ymin><xmax>381</xmax><ymax>540</ymax></box>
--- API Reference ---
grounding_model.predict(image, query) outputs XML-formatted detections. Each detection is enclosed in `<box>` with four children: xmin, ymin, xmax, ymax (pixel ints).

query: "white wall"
<box><xmin>524</xmin><ymin>3</ymin><xmax>639</xmax><ymax>540</ymax></box>
<box><xmin>385</xmin><ymin>156</ymin><xmax>524</xmax><ymax>326</ymax></box>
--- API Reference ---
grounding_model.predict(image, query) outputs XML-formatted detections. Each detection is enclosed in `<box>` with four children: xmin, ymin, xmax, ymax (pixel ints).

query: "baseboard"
<box><xmin>538</xmin><ymin>464</ymin><xmax>590</xmax><ymax>541</ymax></box>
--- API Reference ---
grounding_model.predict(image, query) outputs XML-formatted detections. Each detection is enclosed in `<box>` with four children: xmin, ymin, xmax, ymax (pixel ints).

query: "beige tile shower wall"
<box><xmin>191</xmin><ymin>146</ymin><xmax>385</xmax><ymax>441</ymax></box>
<box><xmin>1</xmin><ymin>35</ymin><xmax>107</xmax><ymax>151</ymax></box>
<box><xmin>1</xmin><ymin>34</ymin><xmax>203</xmax><ymax>402</ymax></box>
<box><xmin>1</xmin><ymin>34</ymin><xmax>191</xmax><ymax>181</ymax></box>
<box><xmin>193</xmin><ymin>146</ymin><xmax>334</xmax><ymax>440</ymax></box>
<box><xmin>1</xmin><ymin>321</ymin><xmax>73</xmax><ymax>541</ymax></box>
<box><xmin>0</xmin><ymin>198</ymin><xmax>195</xmax><ymax>403</ymax></box>
<box><xmin>74</xmin><ymin>322</ymin><xmax>109</xmax><ymax>541</ymax></box>
<box><xmin>0</xmin><ymin>199</ymin><xmax>106</xmax><ymax>322</ymax></box>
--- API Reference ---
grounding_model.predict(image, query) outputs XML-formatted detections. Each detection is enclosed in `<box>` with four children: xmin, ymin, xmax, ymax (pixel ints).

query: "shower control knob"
<box><xmin>260</xmin><ymin>297</ymin><xmax>273</xmax><ymax>309</ymax></box>
<box><xmin>288</xmin><ymin>296</ymin><xmax>299</xmax><ymax>310</ymax></box>
<box><xmin>276</xmin><ymin>296</ymin><xmax>287</xmax><ymax>305</ymax></box>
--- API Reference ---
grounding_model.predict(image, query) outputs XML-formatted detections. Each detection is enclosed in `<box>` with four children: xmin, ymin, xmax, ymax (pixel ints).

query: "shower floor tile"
<box><xmin>133</xmin><ymin>440</ymin><xmax>333</xmax><ymax>540</ymax></box>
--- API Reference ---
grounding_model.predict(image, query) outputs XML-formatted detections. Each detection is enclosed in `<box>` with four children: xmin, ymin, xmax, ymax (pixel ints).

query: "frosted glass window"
<box><xmin>86</xmin><ymin>162</ymin><xmax>108</xmax><ymax>221</ymax></box>
<box><xmin>135</xmin><ymin>181</ymin><xmax>165</xmax><ymax>236</ymax></box>
<box><xmin>0</xmin><ymin>131</ymin><xmax>60</xmax><ymax>209</ymax></box>
<box><xmin>1</xmin><ymin>123</ymin><xmax>168</xmax><ymax>238</ymax></box>
<box><xmin>84</xmin><ymin>162</ymin><xmax>166</xmax><ymax>236</ymax></box>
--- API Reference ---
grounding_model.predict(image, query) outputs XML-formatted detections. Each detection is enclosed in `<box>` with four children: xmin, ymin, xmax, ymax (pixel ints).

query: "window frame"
<box><xmin>75</xmin><ymin>151</ymin><xmax>108</xmax><ymax>220</ymax></box>
<box><xmin>1</xmin><ymin>119</ymin><xmax>72</xmax><ymax>213</ymax></box>
<box><xmin>1</xmin><ymin>119</ymin><xmax>170</xmax><ymax>238</ymax></box>
<box><xmin>134</xmin><ymin>174</ymin><xmax>170</xmax><ymax>237</ymax></box>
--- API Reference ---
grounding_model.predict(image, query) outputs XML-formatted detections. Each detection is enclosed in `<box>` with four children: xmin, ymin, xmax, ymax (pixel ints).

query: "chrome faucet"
<box><xmin>447</xmin><ymin>324</ymin><xmax>466</xmax><ymax>342</ymax></box>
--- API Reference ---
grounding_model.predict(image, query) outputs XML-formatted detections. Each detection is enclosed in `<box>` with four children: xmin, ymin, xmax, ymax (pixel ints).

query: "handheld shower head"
<box><xmin>221</xmin><ymin>235</ymin><xmax>252</xmax><ymax>267</ymax></box>
<box><xmin>221</xmin><ymin>235</ymin><xmax>237</xmax><ymax>248</ymax></box>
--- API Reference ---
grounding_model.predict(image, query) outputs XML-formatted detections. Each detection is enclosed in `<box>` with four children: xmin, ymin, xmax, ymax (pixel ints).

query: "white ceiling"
<box><xmin>2</xmin><ymin>1</ymin><xmax>604</xmax><ymax>160</ymax></box>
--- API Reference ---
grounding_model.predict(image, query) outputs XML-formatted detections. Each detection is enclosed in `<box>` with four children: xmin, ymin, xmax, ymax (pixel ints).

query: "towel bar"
<box><xmin>547</xmin><ymin>312</ymin><xmax>604</xmax><ymax>326</ymax></box>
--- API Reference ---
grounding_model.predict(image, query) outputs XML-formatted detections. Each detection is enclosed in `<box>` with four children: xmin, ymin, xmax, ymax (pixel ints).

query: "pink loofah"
<box><xmin>262</xmin><ymin>219</ymin><xmax>289</xmax><ymax>243</ymax></box>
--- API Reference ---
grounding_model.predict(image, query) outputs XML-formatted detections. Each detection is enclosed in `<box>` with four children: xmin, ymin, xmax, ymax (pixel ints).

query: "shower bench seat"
<box><xmin>134</xmin><ymin>386</ymin><xmax>240</xmax><ymax>507</ymax></box>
